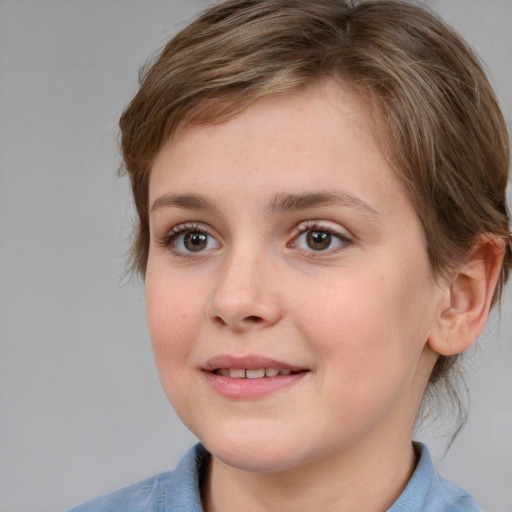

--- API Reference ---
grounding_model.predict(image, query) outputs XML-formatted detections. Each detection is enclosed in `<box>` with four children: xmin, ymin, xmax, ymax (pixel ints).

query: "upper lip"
<box><xmin>203</xmin><ymin>354</ymin><xmax>306</xmax><ymax>372</ymax></box>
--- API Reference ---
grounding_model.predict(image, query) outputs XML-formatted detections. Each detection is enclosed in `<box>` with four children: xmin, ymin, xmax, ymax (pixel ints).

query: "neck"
<box><xmin>201</xmin><ymin>434</ymin><xmax>417</xmax><ymax>512</ymax></box>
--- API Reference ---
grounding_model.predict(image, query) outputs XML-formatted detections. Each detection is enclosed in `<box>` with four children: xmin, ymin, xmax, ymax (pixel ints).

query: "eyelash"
<box><xmin>158</xmin><ymin>222</ymin><xmax>213</xmax><ymax>247</ymax></box>
<box><xmin>157</xmin><ymin>221</ymin><xmax>352</xmax><ymax>255</ymax></box>
<box><xmin>290</xmin><ymin>221</ymin><xmax>353</xmax><ymax>254</ymax></box>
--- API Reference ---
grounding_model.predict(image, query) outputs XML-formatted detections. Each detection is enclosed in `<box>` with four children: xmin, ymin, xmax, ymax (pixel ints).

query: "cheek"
<box><xmin>296</xmin><ymin>268</ymin><xmax>433</xmax><ymax>375</ymax></box>
<box><xmin>145</xmin><ymin>272</ymin><xmax>203</xmax><ymax>384</ymax></box>
<box><xmin>145</xmin><ymin>282</ymin><xmax>208</xmax><ymax>433</ymax></box>
<box><xmin>147</xmin><ymin>286</ymin><xmax>188</xmax><ymax>345</ymax></box>
<box><xmin>294</xmin><ymin>271</ymin><xmax>435</xmax><ymax>436</ymax></box>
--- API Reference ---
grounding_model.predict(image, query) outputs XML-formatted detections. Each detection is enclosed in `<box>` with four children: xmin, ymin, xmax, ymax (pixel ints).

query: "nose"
<box><xmin>207</xmin><ymin>251</ymin><xmax>283</xmax><ymax>331</ymax></box>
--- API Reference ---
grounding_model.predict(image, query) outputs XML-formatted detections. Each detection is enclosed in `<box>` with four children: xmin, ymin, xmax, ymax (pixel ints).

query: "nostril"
<box><xmin>245</xmin><ymin>315</ymin><xmax>263</xmax><ymax>323</ymax></box>
<box><xmin>212</xmin><ymin>315</ymin><xmax>227</xmax><ymax>326</ymax></box>
<box><xmin>210</xmin><ymin>313</ymin><xmax>265</xmax><ymax>329</ymax></box>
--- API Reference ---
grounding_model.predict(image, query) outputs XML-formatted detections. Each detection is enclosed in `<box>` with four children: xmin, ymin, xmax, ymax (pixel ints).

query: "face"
<box><xmin>146</xmin><ymin>82</ymin><xmax>444</xmax><ymax>474</ymax></box>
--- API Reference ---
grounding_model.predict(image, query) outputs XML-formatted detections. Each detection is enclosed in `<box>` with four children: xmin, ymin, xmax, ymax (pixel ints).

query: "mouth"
<box><xmin>203</xmin><ymin>355</ymin><xmax>309</xmax><ymax>398</ymax></box>
<box><xmin>212</xmin><ymin>368</ymin><xmax>302</xmax><ymax>379</ymax></box>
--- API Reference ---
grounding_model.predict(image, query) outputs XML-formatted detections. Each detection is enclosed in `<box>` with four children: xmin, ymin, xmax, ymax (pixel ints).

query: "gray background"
<box><xmin>0</xmin><ymin>1</ymin><xmax>510</xmax><ymax>511</ymax></box>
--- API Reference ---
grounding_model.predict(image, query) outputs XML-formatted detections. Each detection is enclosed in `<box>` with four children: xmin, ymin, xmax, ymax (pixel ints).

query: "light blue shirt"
<box><xmin>68</xmin><ymin>443</ymin><xmax>482</xmax><ymax>511</ymax></box>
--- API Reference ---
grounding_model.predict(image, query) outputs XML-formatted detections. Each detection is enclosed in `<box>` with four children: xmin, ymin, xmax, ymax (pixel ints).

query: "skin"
<box><xmin>144</xmin><ymin>82</ymin><xmax>480</xmax><ymax>511</ymax></box>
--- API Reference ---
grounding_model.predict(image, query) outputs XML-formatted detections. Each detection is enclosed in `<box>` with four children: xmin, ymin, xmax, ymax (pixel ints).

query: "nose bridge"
<box><xmin>207</xmin><ymin>241</ymin><xmax>281</xmax><ymax>330</ymax></box>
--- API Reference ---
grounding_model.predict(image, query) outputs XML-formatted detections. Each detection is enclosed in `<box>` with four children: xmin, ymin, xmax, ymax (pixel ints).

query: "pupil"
<box><xmin>184</xmin><ymin>232</ymin><xmax>207</xmax><ymax>251</ymax></box>
<box><xmin>306</xmin><ymin>230</ymin><xmax>331</xmax><ymax>250</ymax></box>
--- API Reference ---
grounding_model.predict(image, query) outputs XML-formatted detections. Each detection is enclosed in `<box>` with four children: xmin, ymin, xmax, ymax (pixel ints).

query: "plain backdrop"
<box><xmin>0</xmin><ymin>1</ymin><xmax>511</xmax><ymax>511</ymax></box>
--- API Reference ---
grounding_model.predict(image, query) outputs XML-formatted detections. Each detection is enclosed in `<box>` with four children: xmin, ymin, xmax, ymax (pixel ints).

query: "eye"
<box><xmin>177</xmin><ymin>231</ymin><xmax>214</xmax><ymax>252</ymax></box>
<box><xmin>163</xmin><ymin>224</ymin><xmax>220</xmax><ymax>254</ymax></box>
<box><xmin>291</xmin><ymin>223</ymin><xmax>351</xmax><ymax>253</ymax></box>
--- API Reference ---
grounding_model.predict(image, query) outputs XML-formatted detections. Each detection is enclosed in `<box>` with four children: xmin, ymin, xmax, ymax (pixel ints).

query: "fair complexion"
<box><xmin>145</xmin><ymin>82</ymin><xmax>498</xmax><ymax>512</ymax></box>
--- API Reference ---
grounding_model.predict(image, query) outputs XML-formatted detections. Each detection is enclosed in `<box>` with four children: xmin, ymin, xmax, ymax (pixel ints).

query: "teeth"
<box><xmin>246</xmin><ymin>368</ymin><xmax>266</xmax><ymax>379</ymax></box>
<box><xmin>229</xmin><ymin>368</ymin><xmax>246</xmax><ymax>378</ymax></box>
<box><xmin>218</xmin><ymin>368</ymin><xmax>297</xmax><ymax>379</ymax></box>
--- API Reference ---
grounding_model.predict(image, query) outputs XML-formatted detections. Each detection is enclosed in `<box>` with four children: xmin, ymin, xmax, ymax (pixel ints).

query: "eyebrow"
<box><xmin>266</xmin><ymin>191</ymin><xmax>379</xmax><ymax>217</ymax></box>
<box><xmin>150</xmin><ymin>190</ymin><xmax>379</xmax><ymax>217</ymax></box>
<box><xmin>150</xmin><ymin>193</ymin><xmax>219</xmax><ymax>213</ymax></box>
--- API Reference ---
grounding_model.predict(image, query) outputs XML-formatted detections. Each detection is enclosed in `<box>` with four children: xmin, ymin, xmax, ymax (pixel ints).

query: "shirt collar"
<box><xmin>167</xmin><ymin>442</ymin><xmax>479</xmax><ymax>512</ymax></box>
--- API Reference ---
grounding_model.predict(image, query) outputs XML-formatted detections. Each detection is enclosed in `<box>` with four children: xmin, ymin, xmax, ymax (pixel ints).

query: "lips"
<box><xmin>214</xmin><ymin>368</ymin><xmax>297</xmax><ymax>378</ymax></box>
<box><xmin>203</xmin><ymin>355</ymin><xmax>309</xmax><ymax>398</ymax></box>
<box><xmin>204</xmin><ymin>354</ymin><xmax>304</xmax><ymax>370</ymax></box>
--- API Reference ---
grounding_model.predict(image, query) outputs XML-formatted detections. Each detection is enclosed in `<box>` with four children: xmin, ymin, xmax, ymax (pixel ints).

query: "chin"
<box><xmin>212</xmin><ymin>444</ymin><xmax>303</xmax><ymax>473</ymax></box>
<box><xmin>197</xmin><ymin>427</ymin><xmax>324</xmax><ymax>474</ymax></box>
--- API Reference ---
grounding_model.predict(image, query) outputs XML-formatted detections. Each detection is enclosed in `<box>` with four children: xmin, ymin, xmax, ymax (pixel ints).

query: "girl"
<box><xmin>69</xmin><ymin>0</ymin><xmax>510</xmax><ymax>510</ymax></box>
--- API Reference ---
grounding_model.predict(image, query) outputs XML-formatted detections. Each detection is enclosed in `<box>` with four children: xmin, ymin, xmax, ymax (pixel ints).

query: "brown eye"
<box><xmin>306</xmin><ymin>230</ymin><xmax>332</xmax><ymax>251</ymax></box>
<box><xmin>170</xmin><ymin>227</ymin><xmax>220</xmax><ymax>254</ymax></box>
<box><xmin>183</xmin><ymin>232</ymin><xmax>209</xmax><ymax>251</ymax></box>
<box><xmin>292</xmin><ymin>224</ymin><xmax>349</xmax><ymax>254</ymax></box>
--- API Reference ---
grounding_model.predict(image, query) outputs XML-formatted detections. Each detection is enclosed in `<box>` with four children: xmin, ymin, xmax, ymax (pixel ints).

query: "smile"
<box><xmin>203</xmin><ymin>356</ymin><xmax>309</xmax><ymax>398</ymax></box>
<box><xmin>213</xmin><ymin>368</ymin><xmax>298</xmax><ymax>379</ymax></box>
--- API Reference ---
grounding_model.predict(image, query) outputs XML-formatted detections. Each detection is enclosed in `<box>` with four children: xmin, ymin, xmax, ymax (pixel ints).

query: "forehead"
<box><xmin>149</xmin><ymin>81</ymin><xmax>413</xmax><ymax>223</ymax></box>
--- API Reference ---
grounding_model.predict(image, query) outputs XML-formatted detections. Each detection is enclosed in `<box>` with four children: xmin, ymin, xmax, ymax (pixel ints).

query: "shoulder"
<box><xmin>390</xmin><ymin>443</ymin><xmax>483</xmax><ymax>512</ymax></box>
<box><xmin>426</xmin><ymin>474</ymin><xmax>483</xmax><ymax>512</ymax></box>
<box><xmin>66</xmin><ymin>444</ymin><xmax>209</xmax><ymax>512</ymax></box>
<box><xmin>66</xmin><ymin>472</ymin><xmax>173</xmax><ymax>512</ymax></box>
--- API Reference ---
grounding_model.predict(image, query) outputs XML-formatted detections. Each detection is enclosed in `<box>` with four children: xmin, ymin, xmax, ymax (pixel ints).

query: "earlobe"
<box><xmin>428</xmin><ymin>235</ymin><xmax>505</xmax><ymax>357</ymax></box>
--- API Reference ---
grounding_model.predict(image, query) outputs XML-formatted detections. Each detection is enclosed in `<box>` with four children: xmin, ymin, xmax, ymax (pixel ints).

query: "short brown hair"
<box><xmin>119</xmin><ymin>0</ymin><xmax>511</xmax><ymax>419</ymax></box>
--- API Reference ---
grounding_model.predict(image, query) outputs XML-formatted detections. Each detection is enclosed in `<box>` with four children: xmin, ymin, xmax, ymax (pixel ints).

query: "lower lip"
<box><xmin>203</xmin><ymin>371</ymin><xmax>307</xmax><ymax>399</ymax></box>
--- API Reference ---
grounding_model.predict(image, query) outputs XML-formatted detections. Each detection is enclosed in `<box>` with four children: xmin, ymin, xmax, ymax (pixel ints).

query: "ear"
<box><xmin>428</xmin><ymin>235</ymin><xmax>505</xmax><ymax>356</ymax></box>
